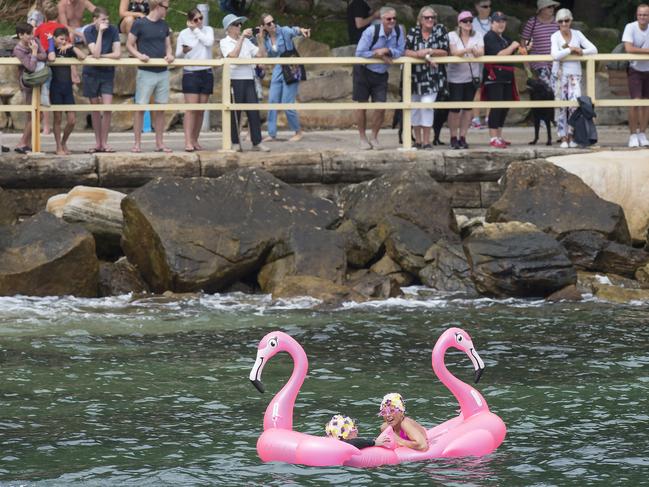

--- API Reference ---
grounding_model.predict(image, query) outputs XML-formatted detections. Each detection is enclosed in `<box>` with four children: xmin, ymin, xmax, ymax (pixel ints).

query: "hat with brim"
<box><xmin>537</xmin><ymin>0</ymin><xmax>560</xmax><ymax>12</ymax></box>
<box><xmin>491</xmin><ymin>11</ymin><xmax>508</xmax><ymax>21</ymax></box>
<box><xmin>222</xmin><ymin>13</ymin><xmax>247</xmax><ymax>30</ymax></box>
<box><xmin>458</xmin><ymin>11</ymin><xmax>473</xmax><ymax>23</ymax></box>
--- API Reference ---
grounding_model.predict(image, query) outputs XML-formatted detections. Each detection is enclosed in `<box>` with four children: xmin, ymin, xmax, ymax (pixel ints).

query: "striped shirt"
<box><xmin>521</xmin><ymin>16</ymin><xmax>558</xmax><ymax>71</ymax></box>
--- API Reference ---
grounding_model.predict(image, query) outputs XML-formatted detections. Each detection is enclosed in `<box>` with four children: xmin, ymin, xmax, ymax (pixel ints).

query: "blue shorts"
<box><xmin>82</xmin><ymin>72</ymin><xmax>115</xmax><ymax>98</ymax></box>
<box><xmin>182</xmin><ymin>69</ymin><xmax>214</xmax><ymax>95</ymax></box>
<box><xmin>50</xmin><ymin>82</ymin><xmax>75</xmax><ymax>105</ymax></box>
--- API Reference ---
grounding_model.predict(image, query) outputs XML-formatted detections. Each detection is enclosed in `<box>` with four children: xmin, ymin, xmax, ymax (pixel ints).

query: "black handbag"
<box><xmin>279</xmin><ymin>30</ymin><xmax>306</xmax><ymax>84</ymax></box>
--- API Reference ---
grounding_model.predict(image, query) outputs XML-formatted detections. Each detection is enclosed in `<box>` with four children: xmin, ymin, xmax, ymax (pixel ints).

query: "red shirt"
<box><xmin>34</xmin><ymin>21</ymin><xmax>66</xmax><ymax>50</ymax></box>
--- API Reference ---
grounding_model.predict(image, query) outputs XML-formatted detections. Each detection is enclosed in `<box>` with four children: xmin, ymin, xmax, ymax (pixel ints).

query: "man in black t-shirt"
<box><xmin>347</xmin><ymin>0</ymin><xmax>379</xmax><ymax>44</ymax></box>
<box><xmin>126</xmin><ymin>0</ymin><xmax>175</xmax><ymax>153</ymax></box>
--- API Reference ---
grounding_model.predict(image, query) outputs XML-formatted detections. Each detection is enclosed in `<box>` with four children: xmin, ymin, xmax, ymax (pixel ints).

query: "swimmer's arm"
<box><xmin>397</xmin><ymin>422</ymin><xmax>428</xmax><ymax>451</ymax></box>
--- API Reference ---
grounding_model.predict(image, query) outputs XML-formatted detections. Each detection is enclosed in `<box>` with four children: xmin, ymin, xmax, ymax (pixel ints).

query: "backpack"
<box><xmin>369</xmin><ymin>23</ymin><xmax>402</xmax><ymax>50</ymax></box>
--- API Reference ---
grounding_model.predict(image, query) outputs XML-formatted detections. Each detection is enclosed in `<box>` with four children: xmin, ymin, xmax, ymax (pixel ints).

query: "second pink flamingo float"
<box><xmin>249</xmin><ymin>327</ymin><xmax>506</xmax><ymax>467</ymax></box>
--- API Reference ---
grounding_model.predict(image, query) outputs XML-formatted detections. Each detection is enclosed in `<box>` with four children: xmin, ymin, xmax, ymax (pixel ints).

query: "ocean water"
<box><xmin>0</xmin><ymin>289</ymin><xmax>647</xmax><ymax>485</ymax></box>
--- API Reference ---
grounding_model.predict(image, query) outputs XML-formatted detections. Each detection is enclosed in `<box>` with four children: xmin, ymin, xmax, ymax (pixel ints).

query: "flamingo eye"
<box><xmin>455</xmin><ymin>334</ymin><xmax>463</xmax><ymax>343</ymax></box>
<box><xmin>269</xmin><ymin>338</ymin><xmax>278</xmax><ymax>348</ymax></box>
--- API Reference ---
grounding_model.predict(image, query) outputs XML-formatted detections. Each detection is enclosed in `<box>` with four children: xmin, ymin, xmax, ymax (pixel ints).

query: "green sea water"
<box><xmin>0</xmin><ymin>291</ymin><xmax>647</xmax><ymax>485</ymax></box>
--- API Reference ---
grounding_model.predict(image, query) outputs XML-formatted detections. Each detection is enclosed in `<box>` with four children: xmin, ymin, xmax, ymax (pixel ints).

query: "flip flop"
<box><xmin>14</xmin><ymin>147</ymin><xmax>28</xmax><ymax>154</ymax></box>
<box><xmin>85</xmin><ymin>147</ymin><xmax>102</xmax><ymax>154</ymax></box>
<box><xmin>131</xmin><ymin>146</ymin><xmax>142</xmax><ymax>153</ymax></box>
<box><xmin>155</xmin><ymin>147</ymin><xmax>173</xmax><ymax>153</ymax></box>
<box><xmin>102</xmin><ymin>147</ymin><xmax>116</xmax><ymax>153</ymax></box>
<box><xmin>184</xmin><ymin>147</ymin><xmax>195</xmax><ymax>153</ymax></box>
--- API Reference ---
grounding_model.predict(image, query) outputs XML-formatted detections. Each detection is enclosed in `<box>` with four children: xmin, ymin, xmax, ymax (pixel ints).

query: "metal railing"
<box><xmin>1</xmin><ymin>53</ymin><xmax>649</xmax><ymax>152</ymax></box>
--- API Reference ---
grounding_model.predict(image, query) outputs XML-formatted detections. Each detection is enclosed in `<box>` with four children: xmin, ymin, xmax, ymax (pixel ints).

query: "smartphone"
<box><xmin>252</xmin><ymin>27</ymin><xmax>260</xmax><ymax>36</ymax></box>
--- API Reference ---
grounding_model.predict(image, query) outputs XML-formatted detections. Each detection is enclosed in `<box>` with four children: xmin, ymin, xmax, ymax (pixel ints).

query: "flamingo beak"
<box><xmin>249</xmin><ymin>354</ymin><xmax>266</xmax><ymax>393</ymax></box>
<box><xmin>469</xmin><ymin>347</ymin><xmax>485</xmax><ymax>383</ymax></box>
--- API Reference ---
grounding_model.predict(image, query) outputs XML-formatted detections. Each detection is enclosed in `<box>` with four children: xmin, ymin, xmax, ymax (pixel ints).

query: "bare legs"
<box><xmin>413</xmin><ymin>126</ymin><xmax>431</xmax><ymax>146</ymax></box>
<box><xmin>53</xmin><ymin>111</ymin><xmax>75</xmax><ymax>155</ymax></box>
<box><xmin>89</xmin><ymin>94</ymin><xmax>113</xmax><ymax>151</ymax></box>
<box><xmin>629</xmin><ymin>105</ymin><xmax>649</xmax><ymax>134</ymax></box>
<box><xmin>183</xmin><ymin>93</ymin><xmax>209</xmax><ymax>151</ymax></box>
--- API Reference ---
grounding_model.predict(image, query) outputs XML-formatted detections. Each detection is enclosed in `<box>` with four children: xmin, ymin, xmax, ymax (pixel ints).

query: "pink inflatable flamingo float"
<box><xmin>249</xmin><ymin>328</ymin><xmax>506</xmax><ymax>467</ymax></box>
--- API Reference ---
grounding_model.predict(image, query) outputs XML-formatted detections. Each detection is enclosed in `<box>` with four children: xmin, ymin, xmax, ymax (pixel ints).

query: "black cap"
<box><xmin>491</xmin><ymin>11</ymin><xmax>508</xmax><ymax>21</ymax></box>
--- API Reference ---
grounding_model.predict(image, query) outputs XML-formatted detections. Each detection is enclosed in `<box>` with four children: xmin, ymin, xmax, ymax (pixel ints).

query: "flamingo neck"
<box><xmin>263</xmin><ymin>344</ymin><xmax>308</xmax><ymax>431</ymax></box>
<box><xmin>432</xmin><ymin>342</ymin><xmax>488</xmax><ymax>419</ymax></box>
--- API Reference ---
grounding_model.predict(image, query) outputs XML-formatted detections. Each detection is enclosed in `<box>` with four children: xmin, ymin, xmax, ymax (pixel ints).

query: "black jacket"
<box><xmin>568</xmin><ymin>96</ymin><xmax>597</xmax><ymax>147</ymax></box>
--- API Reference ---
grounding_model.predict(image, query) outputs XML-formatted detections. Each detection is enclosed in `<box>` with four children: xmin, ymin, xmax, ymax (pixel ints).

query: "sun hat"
<box><xmin>222</xmin><ymin>13</ymin><xmax>247</xmax><ymax>30</ymax></box>
<box><xmin>378</xmin><ymin>392</ymin><xmax>406</xmax><ymax>416</ymax></box>
<box><xmin>458</xmin><ymin>11</ymin><xmax>474</xmax><ymax>23</ymax></box>
<box><xmin>537</xmin><ymin>0</ymin><xmax>560</xmax><ymax>12</ymax></box>
<box><xmin>491</xmin><ymin>11</ymin><xmax>508</xmax><ymax>22</ymax></box>
<box><xmin>325</xmin><ymin>415</ymin><xmax>357</xmax><ymax>440</ymax></box>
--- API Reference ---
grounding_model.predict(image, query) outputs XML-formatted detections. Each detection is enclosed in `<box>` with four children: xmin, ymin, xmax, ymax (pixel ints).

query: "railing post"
<box><xmin>31</xmin><ymin>85</ymin><xmax>41</xmax><ymax>153</ymax></box>
<box><xmin>586</xmin><ymin>58</ymin><xmax>596</xmax><ymax>103</ymax></box>
<box><xmin>402</xmin><ymin>59</ymin><xmax>412</xmax><ymax>150</ymax></box>
<box><xmin>221</xmin><ymin>61</ymin><xmax>232</xmax><ymax>151</ymax></box>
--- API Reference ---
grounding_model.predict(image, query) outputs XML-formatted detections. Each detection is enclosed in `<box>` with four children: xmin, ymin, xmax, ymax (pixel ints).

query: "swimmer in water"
<box><xmin>378</xmin><ymin>392</ymin><xmax>428</xmax><ymax>451</ymax></box>
<box><xmin>325</xmin><ymin>414</ymin><xmax>389</xmax><ymax>449</ymax></box>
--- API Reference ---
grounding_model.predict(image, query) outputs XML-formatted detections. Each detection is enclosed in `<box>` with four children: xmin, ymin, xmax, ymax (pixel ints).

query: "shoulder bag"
<box><xmin>279</xmin><ymin>30</ymin><xmax>307</xmax><ymax>85</ymax></box>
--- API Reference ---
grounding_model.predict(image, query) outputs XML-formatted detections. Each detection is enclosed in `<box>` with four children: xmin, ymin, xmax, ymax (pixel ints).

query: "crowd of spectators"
<box><xmin>5</xmin><ymin>1</ymin><xmax>649</xmax><ymax>154</ymax></box>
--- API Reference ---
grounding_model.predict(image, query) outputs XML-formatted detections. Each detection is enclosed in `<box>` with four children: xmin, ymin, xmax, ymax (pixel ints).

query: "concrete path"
<box><xmin>1</xmin><ymin>126</ymin><xmax>644</xmax><ymax>155</ymax></box>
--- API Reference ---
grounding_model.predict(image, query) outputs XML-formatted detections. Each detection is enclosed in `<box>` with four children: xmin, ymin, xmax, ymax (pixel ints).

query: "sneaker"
<box><xmin>560</xmin><ymin>141</ymin><xmax>569</xmax><ymax>148</ymax></box>
<box><xmin>359</xmin><ymin>139</ymin><xmax>372</xmax><ymax>150</ymax></box>
<box><xmin>369</xmin><ymin>138</ymin><xmax>381</xmax><ymax>150</ymax></box>
<box><xmin>638</xmin><ymin>133</ymin><xmax>649</xmax><ymax>147</ymax></box>
<box><xmin>568</xmin><ymin>141</ymin><xmax>578</xmax><ymax>148</ymax></box>
<box><xmin>422</xmin><ymin>144</ymin><xmax>433</xmax><ymax>150</ymax></box>
<box><xmin>450</xmin><ymin>137</ymin><xmax>460</xmax><ymax>149</ymax></box>
<box><xmin>489</xmin><ymin>138</ymin><xmax>507</xmax><ymax>149</ymax></box>
<box><xmin>628</xmin><ymin>134</ymin><xmax>640</xmax><ymax>148</ymax></box>
<box><xmin>471</xmin><ymin>117</ymin><xmax>482</xmax><ymax>129</ymax></box>
<box><xmin>459</xmin><ymin>137</ymin><xmax>469</xmax><ymax>149</ymax></box>
<box><xmin>252</xmin><ymin>143</ymin><xmax>270</xmax><ymax>152</ymax></box>
<box><xmin>414</xmin><ymin>143</ymin><xmax>422</xmax><ymax>149</ymax></box>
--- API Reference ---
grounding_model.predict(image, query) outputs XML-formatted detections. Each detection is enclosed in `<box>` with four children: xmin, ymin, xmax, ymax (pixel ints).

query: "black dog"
<box><xmin>527</xmin><ymin>78</ymin><xmax>554</xmax><ymax>146</ymax></box>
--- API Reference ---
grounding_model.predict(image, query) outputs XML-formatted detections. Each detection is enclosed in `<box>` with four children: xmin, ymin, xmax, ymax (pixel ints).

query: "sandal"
<box><xmin>85</xmin><ymin>147</ymin><xmax>102</xmax><ymax>154</ymax></box>
<box><xmin>155</xmin><ymin>146</ymin><xmax>173</xmax><ymax>153</ymax></box>
<box><xmin>14</xmin><ymin>146</ymin><xmax>28</xmax><ymax>154</ymax></box>
<box><xmin>102</xmin><ymin>146</ymin><xmax>116</xmax><ymax>153</ymax></box>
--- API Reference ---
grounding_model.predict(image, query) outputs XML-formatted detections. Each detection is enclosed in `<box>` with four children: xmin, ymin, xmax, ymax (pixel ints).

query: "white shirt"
<box><xmin>550</xmin><ymin>29</ymin><xmax>597</xmax><ymax>76</ymax></box>
<box><xmin>472</xmin><ymin>17</ymin><xmax>491</xmax><ymax>37</ymax></box>
<box><xmin>622</xmin><ymin>21</ymin><xmax>649</xmax><ymax>72</ymax></box>
<box><xmin>175</xmin><ymin>26</ymin><xmax>214</xmax><ymax>71</ymax></box>
<box><xmin>219</xmin><ymin>35</ymin><xmax>259</xmax><ymax>80</ymax></box>
<box><xmin>447</xmin><ymin>31</ymin><xmax>484</xmax><ymax>83</ymax></box>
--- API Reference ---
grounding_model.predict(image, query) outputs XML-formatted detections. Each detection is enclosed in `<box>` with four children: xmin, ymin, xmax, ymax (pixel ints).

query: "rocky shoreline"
<box><xmin>2</xmin><ymin>150</ymin><xmax>649</xmax><ymax>304</ymax></box>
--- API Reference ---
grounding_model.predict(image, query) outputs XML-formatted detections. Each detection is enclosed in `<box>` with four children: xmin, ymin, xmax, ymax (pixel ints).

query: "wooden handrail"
<box><xmin>2</xmin><ymin>53</ymin><xmax>649</xmax><ymax>152</ymax></box>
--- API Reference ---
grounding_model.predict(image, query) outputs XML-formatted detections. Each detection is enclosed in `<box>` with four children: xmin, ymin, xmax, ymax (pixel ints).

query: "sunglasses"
<box><xmin>460</xmin><ymin>18</ymin><xmax>473</xmax><ymax>23</ymax></box>
<box><xmin>557</xmin><ymin>19</ymin><xmax>571</xmax><ymax>23</ymax></box>
<box><xmin>384</xmin><ymin>16</ymin><xmax>396</xmax><ymax>21</ymax></box>
<box><xmin>422</xmin><ymin>15</ymin><xmax>437</xmax><ymax>20</ymax></box>
<box><xmin>232</xmin><ymin>22</ymin><xmax>242</xmax><ymax>27</ymax></box>
<box><xmin>193</xmin><ymin>16</ymin><xmax>203</xmax><ymax>21</ymax></box>
<box><xmin>479</xmin><ymin>4</ymin><xmax>491</xmax><ymax>8</ymax></box>
<box><xmin>265</xmin><ymin>20</ymin><xmax>275</xmax><ymax>26</ymax></box>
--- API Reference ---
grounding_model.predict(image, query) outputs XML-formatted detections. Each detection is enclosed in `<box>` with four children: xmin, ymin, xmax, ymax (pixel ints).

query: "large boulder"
<box><xmin>271</xmin><ymin>275</ymin><xmax>365</xmax><ymax>304</ymax></box>
<box><xmin>463</xmin><ymin>221</ymin><xmax>577</xmax><ymax>298</ymax></box>
<box><xmin>46</xmin><ymin>186</ymin><xmax>126</xmax><ymax>260</ymax></box>
<box><xmin>548</xmin><ymin>151</ymin><xmax>649</xmax><ymax>243</ymax></box>
<box><xmin>559</xmin><ymin>230</ymin><xmax>649</xmax><ymax>278</ymax></box>
<box><xmin>121</xmin><ymin>169</ymin><xmax>339</xmax><ymax>293</ymax></box>
<box><xmin>0</xmin><ymin>212</ymin><xmax>99</xmax><ymax>297</ymax></box>
<box><xmin>0</xmin><ymin>187</ymin><xmax>18</xmax><ymax>225</ymax></box>
<box><xmin>347</xmin><ymin>269</ymin><xmax>402</xmax><ymax>300</ymax></box>
<box><xmin>487</xmin><ymin>160</ymin><xmax>631</xmax><ymax>244</ymax></box>
<box><xmin>339</xmin><ymin>169</ymin><xmax>458</xmax><ymax>275</ymax></box>
<box><xmin>418</xmin><ymin>239</ymin><xmax>478</xmax><ymax>296</ymax></box>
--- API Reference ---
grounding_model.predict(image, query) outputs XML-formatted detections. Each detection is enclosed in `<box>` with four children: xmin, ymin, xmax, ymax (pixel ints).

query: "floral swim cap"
<box><xmin>379</xmin><ymin>392</ymin><xmax>406</xmax><ymax>416</ymax></box>
<box><xmin>325</xmin><ymin>414</ymin><xmax>357</xmax><ymax>440</ymax></box>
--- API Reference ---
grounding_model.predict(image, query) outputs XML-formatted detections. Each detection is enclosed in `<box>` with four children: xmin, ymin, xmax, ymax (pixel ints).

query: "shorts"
<box><xmin>50</xmin><ymin>82</ymin><xmax>75</xmax><ymax>105</ymax></box>
<box><xmin>82</xmin><ymin>72</ymin><xmax>115</xmax><ymax>98</ymax></box>
<box><xmin>41</xmin><ymin>77</ymin><xmax>51</xmax><ymax>107</ymax></box>
<box><xmin>628</xmin><ymin>68</ymin><xmax>649</xmax><ymax>99</ymax></box>
<box><xmin>182</xmin><ymin>69</ymin><xmax>214</xmax><ymax>95</ymax></box>
<box><xmin>352</xmin><ymin>65</ymin><xmax>388</xmax><ymax>102</ymax></box>
<box><xmin>135</xmin><ymin>69</ymin><xmax>170</xmax><ymax>104</ymax></box>
<box><xmin>448</xmin><ymin>82</ymin><xmax>477</xmax><ymax>113</ymax></box>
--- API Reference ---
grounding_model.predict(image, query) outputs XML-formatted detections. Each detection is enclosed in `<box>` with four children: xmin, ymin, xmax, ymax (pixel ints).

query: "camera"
<box><xmin>252</xmin><ymin>26</ymin><xmax>261</xmax><ymax>36</ymax></box>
